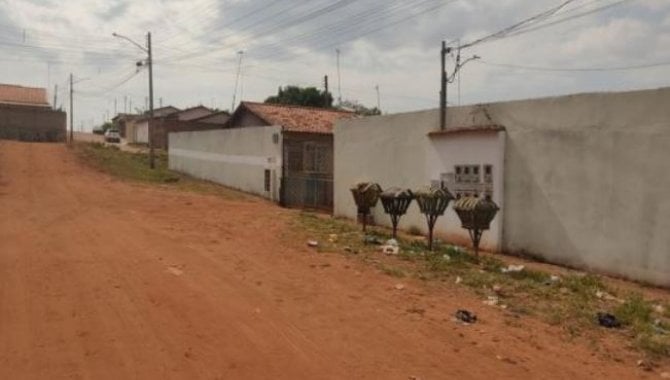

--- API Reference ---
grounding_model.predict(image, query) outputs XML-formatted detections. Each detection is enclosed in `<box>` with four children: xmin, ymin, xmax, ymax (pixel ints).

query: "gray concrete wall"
<box><xmin>169</xmin><ymin>126</ymin><xmax>283</xmax><ymax>200</ymax></box>
<box><xmin>334</xmin><ymin>87</ymin><xmax>670</xmax><ymax>286</ymax></box>
<box><xmin>0</xmin><ymin>104</ymin><xmax>66</xmax><ymax>142</ymax></box>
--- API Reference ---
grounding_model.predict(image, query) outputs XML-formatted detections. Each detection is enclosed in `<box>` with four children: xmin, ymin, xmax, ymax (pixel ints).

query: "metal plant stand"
<box><xmin>414</xmin><ymin>187</ymin><xmax>454</xmax><ymax>250</ymax></box>
<box><xmin>452</xmin><ymin>195</ymin><xmax>499</xmax><ymax>258</ymax></box>
<box><xmin>350</xmin><ymin>182</ymin><xmax>383</xmax><ymax>232</ymax></box>
<box><xmin>380</xmin><ymin>188</ymin><xmax>414</xmax><ymax>238</ymax></box>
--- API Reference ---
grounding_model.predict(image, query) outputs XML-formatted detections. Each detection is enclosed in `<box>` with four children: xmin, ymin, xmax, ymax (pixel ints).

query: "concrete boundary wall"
<box><xmin>169</xmin><ymin>127</ymin><xmax>283</xmax><ymax>200</ymax></box>
<box><xmin>334</xmin><ymin>87</ymin><xmax>670</xmax><ymax>286</ymax></box>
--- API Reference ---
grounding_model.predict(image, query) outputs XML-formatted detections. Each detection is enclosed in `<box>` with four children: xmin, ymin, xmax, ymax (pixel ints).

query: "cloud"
<box><xmin>0</xmin><ymin>0</ymin><xmax>668</xmax><ymax>129</ymax></box>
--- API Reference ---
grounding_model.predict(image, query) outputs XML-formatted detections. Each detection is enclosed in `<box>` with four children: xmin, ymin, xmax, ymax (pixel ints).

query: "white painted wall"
<box><xmin>334</xmin><ymin>87</ymin><xmax>670</xmax><ymax>286</ymax></box>
<box><xmin>134</xmin><ymin>120</ymin><xmax>148</xmax><ymax>144</ymax></box>
<box><xmin>425</xmin><ymin>131</ymin><xmax>505</xmax><ymax>250</ymax></box>
<box><xmin>168</xmin><ymin>126</ymin><xmax>283</xmax><ymax>200</ymax></box>
<box><xmin>334</xmin><ymin>110</ymin><xmax>504</xmax><ymax>250</ymax></box>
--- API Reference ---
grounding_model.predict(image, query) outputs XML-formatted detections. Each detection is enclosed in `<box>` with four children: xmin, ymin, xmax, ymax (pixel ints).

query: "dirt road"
<box><xmin>0</xmin><ymin>141</ymin><xmax>655</xmax><ymax>379</ymax></box>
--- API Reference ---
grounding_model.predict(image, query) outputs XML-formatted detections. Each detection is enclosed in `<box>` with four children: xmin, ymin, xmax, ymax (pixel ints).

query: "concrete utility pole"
<box><xmin>69</xmin><ymin>73</ymin><xmax>74</xmax><ymax>144</ymax></box>
<box><xmin>375</xmin><ymin>85</ymin><xmax>381</xmax><ymax>111</ymax></box>
<box><xmin>323</xmin><ymin>75</ymin><xmax>329</xmax><ymax>107</ymax></box>
<box><xmin>231</xmin><ymin>50</ymin><xmax>244</xmax><ymax>112</ymax></box>
<box><xmin>114</xmin><ymin>98</ymin><xmax>117</xmax><ymax>115</ymax></box>
<box><xmin>124</xmin><ymin>95</ymin><xmax>128</xmax><ymax>113</ymax></box>
<box><xmin>53</xmin><ymin>84</ymin><xmax>58</xmax><ymax>110</ymax></box>
<box><xmin>113</xmin><ymin>31</ymin><xmax>155</xmax><ymax>168</ymax></box>
<box><xmin>440</xmin><ymin>40</ymin><xmax>480</xmax><ymax>131</ymax></box>
<box><xmin>440</xmin><ymin>41</ymin><xmax>450</xmax><ymax>131</ymax></box>
<box><xmin>336</xmin><ymin>48</ymin><xmax>342</xmax><ymax>106</ymax></box>
<box><xmin>147</xmin><ymin>32</ymin><xmax>155</xmax><ymax>169</ymax></box>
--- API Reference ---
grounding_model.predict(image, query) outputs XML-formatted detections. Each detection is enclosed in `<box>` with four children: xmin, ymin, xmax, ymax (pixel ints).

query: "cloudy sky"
<box><xmin>0</xmin><ymin>0</ymin><xmax>668</xmax><ymax>131</ymax></box>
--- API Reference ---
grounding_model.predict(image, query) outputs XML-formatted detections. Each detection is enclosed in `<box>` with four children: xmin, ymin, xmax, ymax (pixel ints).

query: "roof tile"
<box><xmin>0</xmin><ymin>84</ymin><xmax>49</xmax><ymax>107</ymax></box>
<box><xmin>241</xmin><ymin>101</ymin><xmax>355</xmax><ymax>134</ymax></box>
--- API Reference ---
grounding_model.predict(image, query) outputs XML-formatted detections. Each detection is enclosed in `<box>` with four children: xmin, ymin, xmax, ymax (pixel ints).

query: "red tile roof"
<box><xmin>240</xmin><ymin>101</ymin><xmax>355</xmax><ymax>134</ymax></box>
<box><xmin>0</xmin><ymin>84</ymin><xmax>49</xmax><ymax>107</ymax></box>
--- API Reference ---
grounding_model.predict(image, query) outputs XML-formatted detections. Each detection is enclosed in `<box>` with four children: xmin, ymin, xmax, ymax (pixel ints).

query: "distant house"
<box><xmin>0</xmin><ymin>83</ymin><xmax>66</xmax><ymax>142</ymax></box>
<box><xmin>191</xmin><ymin>110</ymin><xmax>230</xmax><ymax>125</ymax></box>
<box><xmin>125</xmin><ymin>105</ymin><xmax>228</xmax><ymax>149</ymax></box>
<box><xmin>126</xmin><ymin>106</ymin><xmax>180</xmax><ymax>144</ymax></box>
<box><xmin>169</xmin><ymin>101</ymin><xmax>355</xmax><ymax>210</ymax></box>
<box><xmin>111</xmin><ymin>113</ymin><xmax>140</xmax><ymax>138</ymax></box>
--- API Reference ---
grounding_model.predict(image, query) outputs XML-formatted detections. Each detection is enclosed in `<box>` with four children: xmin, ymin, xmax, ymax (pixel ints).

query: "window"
<box><xmin>264</xmin><ymin>169</ymin><xmax>271</xmax><ymax>192</ymax></box>
<box><xmin>484</xmin><ymin>165</ymin><xmax>493</xmax><ymax>184</ymax></box>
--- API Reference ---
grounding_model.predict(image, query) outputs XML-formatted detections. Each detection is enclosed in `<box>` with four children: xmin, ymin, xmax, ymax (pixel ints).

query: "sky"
<box><xmin>0</xmin><ymin>0</ymin><xmax>668</xmax><ymax>131</ymax></box>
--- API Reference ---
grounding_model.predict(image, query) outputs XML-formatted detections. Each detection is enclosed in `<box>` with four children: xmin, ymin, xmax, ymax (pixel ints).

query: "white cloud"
<box><xmin>0</xmin><ymin>0</ymin><xmax>668</xmax><ymax>129</ymax></box>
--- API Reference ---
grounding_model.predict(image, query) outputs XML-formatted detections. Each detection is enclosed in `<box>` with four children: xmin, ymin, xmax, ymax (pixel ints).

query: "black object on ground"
<box><xmin>455</xmin><ymin>309</ymin><xmax>477</xmax><ymax>324</ymax></box>
<box><xmin>596</xmin><ymin>312</ymin><xmax>621</xmax><ymax>328</ymax></box>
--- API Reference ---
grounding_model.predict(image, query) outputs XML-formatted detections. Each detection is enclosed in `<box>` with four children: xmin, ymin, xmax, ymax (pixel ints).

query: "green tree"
<box><xmin>265</xmin><ymin>86</ymin><xmax>333</xmax><ymax>108</ymax></box>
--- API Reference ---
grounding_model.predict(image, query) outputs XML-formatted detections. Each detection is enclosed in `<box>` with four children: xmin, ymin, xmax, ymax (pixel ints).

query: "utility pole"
<box><xmin>231</xmin><ymin>50</ymin><xmax>244</xmax><ymax>112</ymax></box>
<box><xmin>323</xmin><ymin>75</ymin><xmax>329</xmax><ymax>107</ymax></box>
<box><xmin>440</xmin><ymin>41</ymin><xmax>450</xmax><ymax>131</ymax></box>
<box><xmin>147</xmin><ymin>31</ymin><xmax>155</xmax><ymax>169</ymax></box>
<box><xmin>336</xmin><ymin>48</ymin><xmax>342</xmax><ymax>106</ymax></box>
<box><xmin>53</xmin><ymin>84</ymin><xmax>58</xmax><ymax>110</ymax></box>
<box><xmin>159</xmin><ymin>97</ymin><xmax>163</xmax><ymax>108</ymax></box>
<box><xmin>69</xmin><ymin>73</ymin><xmax>74</xmax><ymax>144</ymax></box>
<box><xmin>114</xmin><ymin>98</ymin><xmax>117</xmax><ymax>115</ymax></box>
<box><xmin>375</xmin><ymin>85</ymin><xmax>381</xmax><ymax>112</ymax></box>
<box><xmin>124</xmin><ymin>95</ymin><xmax>128</xmax><ymax>113</ymax></box>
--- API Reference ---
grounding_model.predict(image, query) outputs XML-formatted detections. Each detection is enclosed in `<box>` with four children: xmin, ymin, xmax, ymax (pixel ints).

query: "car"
<box><xmin>104</xmin><ymin>129</ymin><xmax>121</xmax><ymax>143</ymax></box>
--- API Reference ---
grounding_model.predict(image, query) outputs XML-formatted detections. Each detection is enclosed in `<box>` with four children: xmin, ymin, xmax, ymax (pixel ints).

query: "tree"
<box><xmin>93</xmin><ymin>122</ymin><xmax>113</xmax><ymax>135</ymax></box>
<box><xmin>339</xmin><ymin>99</ymin><xmax>381</xmax><ymax>116</ymax></box>
<box><xmin>265</xmin><ymin>86</ymin><xmax>333</xmax><ymax>108</ymax></box>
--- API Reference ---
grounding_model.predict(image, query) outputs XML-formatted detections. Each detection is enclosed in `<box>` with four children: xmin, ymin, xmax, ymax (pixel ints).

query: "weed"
<box><xmin>615</xmin><ymin>293</ymin><xmax>653</xmax><ymax>326</ymax></box>
<box><xmin>73</xmin><ymin>142</ymin><xmax>245</xmax><ymax>199</ymax></box>
<box><xmin>407</xmin><ymin>225</ymin><xmax>423</xmax><ymax>236</ymax></box>
<box><xmin>380</xmin><ymin>265</ymin><xmax>406</xmax><ymax>278</ymax></box>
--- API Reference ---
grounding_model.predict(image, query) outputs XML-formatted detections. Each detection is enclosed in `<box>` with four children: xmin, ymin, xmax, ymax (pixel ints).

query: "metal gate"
<box><xmin>281</xmin><ymin>135</ymin><xmax>334</xmax><ymax>210</ymax></box>
<box><xmin>281</xmin><ymin>175</ymin><xmax>333</xmax><ymax>210</ymax></box>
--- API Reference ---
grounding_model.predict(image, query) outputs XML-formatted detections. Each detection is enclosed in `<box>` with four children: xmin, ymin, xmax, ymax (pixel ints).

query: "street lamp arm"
<box><xmin>112</xmin><ymin>32</ymin><xmax>147</xmax><ymax>52</ymax></box>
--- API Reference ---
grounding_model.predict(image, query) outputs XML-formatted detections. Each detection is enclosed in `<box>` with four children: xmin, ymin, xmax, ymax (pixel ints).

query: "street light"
<box><xmin>113</xmin><ymin>31</ymin><xmax>155</xmax><ymax>169</ymax></box>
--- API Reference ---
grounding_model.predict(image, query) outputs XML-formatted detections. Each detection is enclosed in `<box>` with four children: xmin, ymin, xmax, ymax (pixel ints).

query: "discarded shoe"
<box><xmin>455</xmin><ymin>309</ymin><xmax>477</xmax><ymax>324</ymax></box>
<box><xmin>596</xmin><ymin>312</ymin><xmax>621</xmax><ymax>328</ymax></box>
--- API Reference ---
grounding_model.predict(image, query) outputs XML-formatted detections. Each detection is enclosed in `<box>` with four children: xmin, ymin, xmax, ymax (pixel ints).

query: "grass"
<box><xmin>73</xmin><ymin>142</ymin><xmax>246</xmax><ymax>199</ymax></box>
<box><xmin>294</xmin><ymin>211</ymin><xmax>670</xmax><ymax>360</ymax></box>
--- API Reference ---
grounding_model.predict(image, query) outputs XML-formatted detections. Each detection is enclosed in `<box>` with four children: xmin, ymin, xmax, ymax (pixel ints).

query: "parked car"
<box><xmin>104</xmin><ymin>129</ymin><xmax>121</xmax><ymax>143</ymax></box>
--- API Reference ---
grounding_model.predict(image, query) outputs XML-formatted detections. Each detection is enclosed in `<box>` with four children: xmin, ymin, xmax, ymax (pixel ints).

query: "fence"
<box><xmin>281</xmin><ymin>175</ymin><xmax>333</xmax><ymax>210</ymax></box>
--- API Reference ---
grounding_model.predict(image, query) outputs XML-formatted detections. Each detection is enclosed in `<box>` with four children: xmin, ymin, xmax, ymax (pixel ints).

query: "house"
<box><xmin>227</xmin><ymin>101</ymin><xmax>356</xmax><ymax>209</ymax></box>
<box><xmin>0</xmin><ymin>83</ymin><xmax>66</xmax><ymax>142</ymax></box>
<box><xmin>333</xmin><ymin>86</ymin><xmax>670</xmax><ymax>287</ymax></box>
<box><xmin>169</xmin><ymin>101</ymin><xmax>355</xmax><ymax>209</ymax></box>
<box><xmin>126</xmin><ymin>106</ymin><xmax>180</xmax><ymax>144</ymax></box>
<box><xmin>124</xmin><ymin>106</ymin><xmax>227</xmax><ymax>149</ymax></box>
<box><xmin>111</xmin><ymin>113</ymin><xmax>140</xmax><ymax>138</ymax></box>
<box><xmin>191</xmin><ymin>110</ymin><xmax>231</xmax><ymax>125</ymax></box>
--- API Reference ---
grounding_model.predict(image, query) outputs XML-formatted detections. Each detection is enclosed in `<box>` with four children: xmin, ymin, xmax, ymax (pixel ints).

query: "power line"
<box><xmin>478</xmin><ymin>59</ymin><xmax>670</xmax><ymax>72</ymax></box>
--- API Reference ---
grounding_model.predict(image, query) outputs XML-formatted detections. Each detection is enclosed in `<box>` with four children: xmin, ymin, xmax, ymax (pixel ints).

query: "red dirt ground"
<box><xmin>0</xmin><ymin>141</ymin><xmax>665</xmax><ymax>379</ymax></box>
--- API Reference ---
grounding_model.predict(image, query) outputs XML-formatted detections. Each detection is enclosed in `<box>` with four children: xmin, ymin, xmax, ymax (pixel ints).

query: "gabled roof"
<box><xmin>175</xmin><ymin>105</ymin><xmax>214</xmax><ymax>121</ymax></box>
<box><xmin>192</xmin><ymin>110</ymin><xmax>230</xmax><ymax>125</ymax></box>
<box><xmin>136</xmin><ymin>106</ymin><xmax>181</xmax><ymax>121</ymax></box>
<box><xmin>234</xmin><ymin>101</ymin><xmax>356</xmax><ymax>134</ymax></box>
<box><xmin>0</xmin><ymin>84</ymin><xmax>50</xmax><ymax>107</ymax></box>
